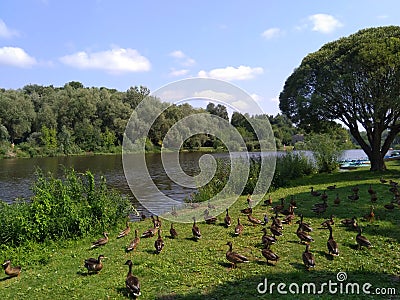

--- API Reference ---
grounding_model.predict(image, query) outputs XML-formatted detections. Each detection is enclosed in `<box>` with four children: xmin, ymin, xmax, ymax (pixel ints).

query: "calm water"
<box><xmin>0</xmin><ymin>150</ymin><xmax>367</xmax><ymax>215</ymax></box>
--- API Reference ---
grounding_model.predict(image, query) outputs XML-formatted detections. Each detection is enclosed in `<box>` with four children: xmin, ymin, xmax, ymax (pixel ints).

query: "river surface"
<box><xmin>0</xmin><ymin>150</ymin><xmax>367</xmax><ymax>216</ymax></box>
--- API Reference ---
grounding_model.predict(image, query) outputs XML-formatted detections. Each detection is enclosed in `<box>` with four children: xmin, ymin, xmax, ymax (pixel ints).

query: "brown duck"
<box><xmin>261</xmin><ymin>242</ymin><xmax>279</xmax><ymax>265</ymax></box>
<box><xmin>192</xmin><ymin>217</ymin><xmax>201</xmax><ymax>240</ymax></box>
<box><xmin>117</xmin><ymin>221</ymin><xmax>131</xmax><ymax>239</ymax></box>
<box><xmin>356</xmin><ymin>227</ymin><xmax>371</xmax><ymax>249</ymax></box>
<box><xmin>2</xmin><ymin>260</ymin><xmax>21</xmax><ymax>277</ymax></box>
<box><xmin>169</xmin><ymin>223</ymin><xmax>178</xmax><ymax>239</ymax></box>
<box><xmin>302</xmin><ymin>244</ymin><xmax>315</xmax><ymax>270</ymax></box>
<box><xmin>247</xmin><ymin>214</ymin><xmax>263</xmax><ymax>226</ymax></box>
<box><xmin>126</xmin><ymin>229</ymin><xmax>140</xmax><ymax>252</ymax></box>
<box><xmin>326</xmin><ymin>224</ymin><xmax>339</xmax><ymax>256</ymax></box>
<box><xmin>154</xmin><ymin>229</ymin><xmax>165</xmax><ymax>254</ymax></box>
<box><xmin>296</xmin><ymin>223</ymin><xmax>314</xmax><ymax>244</ymax></box>
<box><xmin>141</xmin><ymin>227</ymin><xmax>157</xmax><ymax>238</ymax></box>
<box><xmin>226</xmin><ymin>241</ymin><xmax>249</xmax><ymax>268</ymax></box>
<box><xmin>224</xmin><ymin>208</ymin><xmax>232</xmax><ymax>227</ymax></box>
<box><xmin>234</xmin><ymin>218</ymin><xmax>244</xmax><ymax>236</ymax></box>
<box><xmin>91</xmin><ymin>232</ymin><xmax>109</xmax><ymax>248</ymax></box>
<box><xmin>84</xmin><ymin>255</ymin><xmax>106</xmax><ymax>274</ymax></box>
<box><xmin>124</xmin><ymin>260</ymin><xmax>141</xmax><ymax>297</ymax></box>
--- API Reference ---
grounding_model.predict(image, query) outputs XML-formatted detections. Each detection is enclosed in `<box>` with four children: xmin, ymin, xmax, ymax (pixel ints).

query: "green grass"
<box><xmin>1</xmin><ymin>162</ymin><xmax>400</xmax><ymax>299</ymax></box>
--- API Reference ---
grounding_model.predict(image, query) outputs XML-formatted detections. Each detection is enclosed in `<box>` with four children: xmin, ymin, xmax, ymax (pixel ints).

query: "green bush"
<box><xmin>0</xmin><ymin>168</ymin><xmax>134</xmax><ymax>246</ymax></box>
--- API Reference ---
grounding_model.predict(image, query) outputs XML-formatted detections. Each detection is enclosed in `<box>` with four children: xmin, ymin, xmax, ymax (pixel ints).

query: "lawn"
<box><xmin>1</xmin><ymin>162</ymin><xmax>400</xmax><ymax>299</ymax></box>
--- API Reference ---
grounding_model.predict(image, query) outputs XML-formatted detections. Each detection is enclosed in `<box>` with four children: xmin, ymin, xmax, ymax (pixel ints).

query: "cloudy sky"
<box><xmin>0</xmin><ymin>0</ymin><xmax>399</xmax><ymax>115</ymax></box>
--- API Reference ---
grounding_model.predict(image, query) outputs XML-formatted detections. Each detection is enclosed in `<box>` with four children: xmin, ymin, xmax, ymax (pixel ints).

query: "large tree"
<box><xmin>279</xmin><ymin>26</ymin><xmax>400</xmax><ymax>171</ymax></box>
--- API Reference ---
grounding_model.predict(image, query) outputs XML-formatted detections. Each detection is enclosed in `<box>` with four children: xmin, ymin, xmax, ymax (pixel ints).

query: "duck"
<box><xmin>310</xmin><ymin>187</ymin><xmax>321</xmax><ymax>197</ymax></box>
<box><xmin>389</xmin><ymin>180</ymin><xmax>398</xmax><ymax>187</ymax></box>
<box><xmin>321</xmin><ymin>215</ymin><xmax>335</xmax><ymax>227</ymax></box>
<box><xmin>348</xmin><ymin>192</ymin><xmax>359</xmax><ymax>201</ymax></box>
<box><xmin>368</xmin><ymin>184</ymin><xmax>375</xmax><ymax>195</ymax></box>
<box><xmin>380</xmin><ymin>177</ymin><xmax>388</xmax><ymax>184</ymax></box>
<box><xmin>224</xmin><ymin>208</ymin><xmax>232</xmax><ymax>227</ymax></box>
<box><xmin>261</xmin><ymin>228</ymin><xmax>277</xmax><ymax>245</ymax></box>
<box><xmin>341</xmin><ymin>216</ymin><xmax>357</xmax><ymax>227</ymax></box>
<box><xmin>270</xmin><ymin>225</ymin><xmax>283</xmax><ymax>238</ymax></box>
<box><xmin>271</xmin><ymin>212</ymin><xmax>283</xmax><ymax>230</ymax></box>
<box><xmin>384</xmin><ymin>202</ymin><xmax>395</xmax><ymax>211</ymax></box>
<box><xmin>356</xmin><ymin>227</ymin><xmax>372</xmax><ymax>249</ymax></box>
<box><xmin>225</xmin><ymin>241</ymin><xmax>249</xmax><ymax>268</ymax></box>
<box><xmin>140</xmin><ymin>212</ymin><xmax>146</xmax><ymax>221</ymax></box>
<box><xmin>117</xmin><ymin>221</ymin><xmax>131</xmax><ymax>239</ymax></box>
<box><xmin>169</xmin><ymin>223</ymin><xmax>178</xmax><ymax>239</ymax></box>
<box><xmin>2</xmin><ymin>260</ymin><xmax>21</xmax><ymax>277</ymax></box>
<box><xmin>171</xmin><ymin>206</ymin><xmax>178</xmax><ymax>217</ymax></box>
<box><xmin>296</xmin><ymin>223</ymin><xmax>314</xmax><ymax>244</ymax></box>
<box><xmin>261</xmin><ymin>242</ymin><xmax>279</xmax><ymax>265</ymax></box>
<box><xmin>192</xmin><ymin>217</ymin><xmax>201</xmax><ymax>240</ymax></box>
<box><xmin>234</xmin><ymin>218</ymin><xmax>244</xmax><ymax>236</ymax></box>
<box><xmin>247</xmin><ymin>214</ymin><xmax>263</xmax><ymax>226</ymax></box>
<box><xmin>126</xmin><ymin>229</ymin><xmax>140</xmax><ymax>252</ymax></box>
<box><xmin>208</xmin><ymin>200</ymin><xmax>216</xmax><ymax>210</ymax></box>
<box><xmin>264</xmin><ymin>195</ymin><xmax>272</xmax><ymax>206</ymax></box>
<box><xmin>240</xmin><ymin>204</ymin><xmax>253</xmax><ymax>215</ymax></box>
<box><xmin>289</xmin><ymin>196</ymin><xmax>297</xmax><ymax>208</ymax></box>
<box><xmin>204</xmin><ymin>209</ymin><xmax>217</xmax><ymax>224</ymax></box>
<box><xmin>124</xmin><ymin>260</ymin><xmax>141</xmax><ymax>298</ymax></box>
<box><xmin>352</xmin><ymin>185</ymin><xmax>360</xmax><ymax>194</ymax></box>
<box><xmin>326</xmin><ymin>224</ymin><xmax>339</xmax><ymax>256</ymax></box>
<box><xmin>327</xmin><ymin>184</ymin><xmax>336</xmax><ymax>190</ymax></box>
<box><xmin>281</xmin><ymin>203</ymin><xmax>295</xmax><ymax>216</ymax></box>
<box><xmin>154</xmin><ymin>229</ymin><xmax>165</xmax><ymax>254</ymax></box>
<box><xmin>282</xmin><ymin>211</ymin><xmax>296</xmax><ymax>225</ymax></box>
<box><xmin>151</xmin><ymin>215</ymin><xmax>161</xmax><ymax>228</ymax></box>
<box><xmin>363</xmin><ymin>206</ymin><xmax>375</xmax><ymax>223</ymax></box>
<box><xmin>91</xmin><ymin>232</ymin><xmax>109</xmax><ymax>248</ymax></box>
<box><xmin>334</xmin><ymin>194</ymin><xmax>341</xmax><ymax>206</ymax></box>
<box><xmin>84</xmin><ymin>255</ymin><xmax>106</xmax><ymax>274</ymax></box>
<box><xmin>141</xmin><ymin>227</ymin><xmax>157</xmax><ymax>238</ymax></box>
<box><xmin>273</xmin><ymin>198</ymin><xmax>285</xmax><ymax>213</ymax></box>
<box><xmin>296</xmin><ymin>214</ymin><xmax>313</xmax><ymax>232</ymax></box>
<box><xmin>246</xmin><ymin>194</ymin><xmax>253</xmax><ymax>207</ymax></box>
<box><xmin>302</xmin><ymin>244</ymin><xmax>315</xmax><ymax>270</ymax></box>
<box><xmin>370</xmin><ymin>192</ymin><xmax>378</xmax><ymax>203</ymax></box>
<box><xmin>320</xmin><ymin>191</ymin><xmax>328</xmax><ymax>201</ymax></box>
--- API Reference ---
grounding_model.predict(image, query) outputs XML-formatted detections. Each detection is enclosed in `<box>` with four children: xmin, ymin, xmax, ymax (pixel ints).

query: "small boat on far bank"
<box><xmin>339</xmin><ymin>159</ymin><xmax>370</xmax><ymax>170</ymax></box>
<box><xmin>384</xmin><ymin>150</ymin><xmax>400</xmax><ymax>161</ymax></box>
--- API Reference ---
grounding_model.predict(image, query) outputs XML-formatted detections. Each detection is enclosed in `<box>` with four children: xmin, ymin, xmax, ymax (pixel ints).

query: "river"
<box><xmin>0</xmin><ymin>150</ymin><xmax>367</xmax><ymax>216</ymax></box>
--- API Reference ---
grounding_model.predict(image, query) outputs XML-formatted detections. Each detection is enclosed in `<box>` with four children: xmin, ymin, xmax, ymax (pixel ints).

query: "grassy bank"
<box><xmin>1</xmin><ymin>163</ymin><xmax>400</xmax><ymax>299</ymax></box>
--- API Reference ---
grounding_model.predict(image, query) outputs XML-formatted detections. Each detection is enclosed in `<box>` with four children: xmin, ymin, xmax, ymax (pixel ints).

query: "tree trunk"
<box><xmin>368</xmin><ymin>151</ymin><xmax>386</xmax><ymax>171</ymax></box>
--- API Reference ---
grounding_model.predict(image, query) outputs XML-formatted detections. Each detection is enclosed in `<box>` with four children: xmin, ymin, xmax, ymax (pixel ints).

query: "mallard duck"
<box><xmin>348</xmin><ymin>192</ymin><xmax>359</xmax><ymax>201</ymax></box>
<box><xmin>302</xmin><ymin>244</ymin><xmax>315</xmax><ymax>270</ymax></box>
<box><xmin>126</xmin><ymin>229</ymin><xmax>140</xmax><ymax>252</ymax></box>
<box><xmin>169</xmin><ymin>223</ymin><xmax>178</xmax><ymax>239</ymax></box>
<box><xmin>384</xmin><ymin>202</ymin><xmax>395</xmax><ymax>210</ymax></box>
<box><xmin>171</xmin><ymin>206</ymin><xmax>178</xmax><ymax>217</ymax></box>
<box><xmin>312</xmin><ymin>199</ymin><xmax>327</xmax><ymax>213</ymax></box>
<box><xmin>261</xmin><ymin>228</ymin><xmax>277</xmax><ymax>245</ymax></box>
<box><xmin>326</xmin><ymin>224</ymin><xmax>339</xmax><ymax>256</ymax></box>
<box><xmin>271</xmin><ymin>212</ymin><xmax>283</xmax><ymax>229</ymax></box>
<box><xmin>364</xmin><ymin>206</ymin><xmax>375</xmax><ymax>223</ymax></box>
<box><xmin>2</xmin><ymin>260</ymin><xmax>21</xmax><ymax>277</ymax></box>
<box><xmin>352</xmin><ymin>185</ymin><xmax>360</xmax><ymax>193</ymax></box>
<box><xmin>117</xmin><ymin>221</ymin><xmax>131</xmax><ymax>239</ymax></box>
<box><xmin>341</xmin><ymin>216</ymin><xmax>357</xmax><ymax>227</ymax></box>
<box><xmin>91</xmin><ymin>232</ymin><xmax>109</xmax><ymax>248</ymax></box>
<box><xmin>296</xmin><ymin>224</ymin><xmax>314</xmax><ymax>244</ymax></box>
<box><xmin>281</xmin><ymin>204</ymin><xmax>295</xmax><ymax>216</ymax></box>
<box><xmin>204</xmin><ymin>209</ymin><xmax>217</xmax><ymax>224</ymax></box>
<box><xmin>327</xmin><ymin>184</ymin><xmax>336</xmax><ymax>190</ymax></box>
<box><xmin>310</xmin><ymin>187</ymin><xmax>321</xmax><ymax>197</ymax></box>
<box><xmin>261</xmin><ymin>242</ymin><xmax>279</xmax><ymax>265</ymax></box>
<box><xmin>367</xmin><ymin>184</ymin><xmax>375</xmax><ymax>195</ymax></box>
<box><xmin>334</xmin><ymin>193</ymin><xmax>341</xmax><ymax>205</ymax></box>
<box><xmin>225</xmin><ymin>241</ymin><xmax>249</xmax><ymax>268</ymax></box>
<box><xmin>141</xmin><ymin>227</ymin><xmax>157</xmax><ymax>238</ymax></box>
<box><xmin>289</xmin><ymin>196</ymin><xmax>297</xmax><ymax>208</ymax></box>
<box><xmin>246</xmin><ymin>194</ymin><xmax>253</xmax><ymax>206</ymax></box>
<box><xmin>151</xmin><ymin>215</ymin><xmax>161</xmax><ymax>228</ymax></box>
<box><xmin>270</xmin><ymin>225</ymin><xmax>283</xmax><ymax>238</ymax></box>
<box><xmin>370</xmin><ymin>192</ymin><xmax>377</xmax><ymax>203</ymax></box>
<box><xmin>356</xmin><ymin>227</ymin><xmax>371</xmax><ymax>249</ymax></box>
<box><xmin>273</xmin><ymin>198</ymin><xmax>285</xmax><ymax>213</ymax></box>
<box><xmin>389</xmin><ymin>180</ymin><xmax>398</xmax><ymax>187</ymax></box>
<box><xmin>321</xmin><ymin>215</ymin><xmax>335</xmax><ymax>227</ymax></box>
<box><xmin>320</xmin><ymin>191</ymin><xmax>328</xmax><ymax>201</ymax></box>
<box><xmin>192</xmin><ymin>217</ymin><xmax>201</xmax><ymax>240</ymax></box>
<box><xmin>282</xmin><ymin>212</ymin><xmax>295</xmax><ymax>225</ymax></box>
<box><xmin>264</xmin><ymin>195</ymin><xmax>272</xmax><ymax>206</ymax></box>
<box><xmin>240</xmin><ymin>204</ymin><xmax>252</xmax><ymax>215</ymax></box>
<box><xmin>234</xmin><ymin>218</ymin><xmax>244</xmax><ymax>236</ymax></box>
<box><xmin>154</xmin><ymin>229</ymin><xmax>164</xmax><ymax>254</ymax></box>
<box><xmin>247</xmin><ymin>214</ymin><xmax>263</xmax><ymax>226</ymax></box>
<box><xmin>223</xmin><ymin>208</ymin><xmax>232</xmax><ymax>227</ymax></box>
<box><xmin>84</xmin><ymin>255</ymin><xmax>106</xmax><ymax>273</ymax></box>
<box><xmin>124</xmin><ymin>260</ymin><xmax>141</xmax><ymax>297</ymax></box>
<box><xmin>207</xmin><ymin>200</ymin><xmax>216</xmax><ymax>210</ymax></box>
<box><xmin>380</xmin><ymin>177</ymin><xmax>387</xmax><ymax>184</ymax></box>
<box><xmin>296</xmin><ymin>214</ymin><xmax>313</xmax><ymax>232</ymax></box>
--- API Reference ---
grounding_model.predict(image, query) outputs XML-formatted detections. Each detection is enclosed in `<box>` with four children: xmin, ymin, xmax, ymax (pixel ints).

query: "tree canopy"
<box><xmin>279</xmin><ymin>26</ymin><xmax>400</xmax><ymax>171</ymax></box>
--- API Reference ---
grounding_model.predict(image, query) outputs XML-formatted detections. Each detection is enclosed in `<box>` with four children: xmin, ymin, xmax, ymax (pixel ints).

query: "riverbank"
<box><xmin>1</xmin><ymin>162</ymin><xmax>399</xmax><ymax>299</ymax></box>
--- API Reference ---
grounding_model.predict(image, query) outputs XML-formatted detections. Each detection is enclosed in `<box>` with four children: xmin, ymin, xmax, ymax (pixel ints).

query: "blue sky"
<box><xmin>0</xmin><ymin>0</ymin><xmax>399</xmax><ymax>116</ymax></box>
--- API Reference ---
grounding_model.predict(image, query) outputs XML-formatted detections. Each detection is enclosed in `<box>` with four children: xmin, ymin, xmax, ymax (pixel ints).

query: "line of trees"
<box><xmin>0</xmin><ymin>81</ymin><xmax>307</xmax><ymax>158</ymax></box>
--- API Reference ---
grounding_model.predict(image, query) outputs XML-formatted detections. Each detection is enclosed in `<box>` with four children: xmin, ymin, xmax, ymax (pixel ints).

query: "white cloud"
<box><xmin>169</xmin><ymin>68</ymin><xmax>189</xmax><ymax>77</ymax></box>
<box><xmin>261</xmin><ymin>27</ymin><xmax>283</xmax><ymax>39</ymax></box>
<box><xmin>198</xmin><ymin>65</ymin><xmax>264</xmax><ymax>81</ymax></box>
<box><xmin>308</xmin><ymin>14</ymin><xmax>343</xmax><ymax>34</ymax></box>
<box><xmin>193</xmin><ymin>90</ymin><xmax>236</xmax><ymax>102</ymax></box>
<box><xmin>251</xmin><ymin>93</ymin><xmax>263</xmax><ymax>103</ymax></box>
<box><xmin>169</xmin><ymin>50</ymin><xmax>196</xmax><ymax>67</ymax></box>
<box><xmin>0</xmin><ymin>47</ymin><xmax>37</xmax><ymax>68</ymax></box>
<box><xmin>59</xmin><ymin>48</ymin><xmax>151</xmax><ymax>73</ymax></box>
<box><xmin>0</xmin><ymin>19</ymin><xmax>19</xmax><ymax>38</ymax></box>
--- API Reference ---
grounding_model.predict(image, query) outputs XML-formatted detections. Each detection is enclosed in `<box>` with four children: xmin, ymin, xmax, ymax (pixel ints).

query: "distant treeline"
<box><xmin>0</xmin><ymin>81</ymin><xmax>300</xmax><ymax>158</ymax></box>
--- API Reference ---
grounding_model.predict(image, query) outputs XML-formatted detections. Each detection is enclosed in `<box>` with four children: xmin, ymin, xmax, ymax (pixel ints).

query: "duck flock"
<box><xmin>2</xmin><ymin>177</ymin><xmax>399</xmax><ymax>298</ymax></box>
